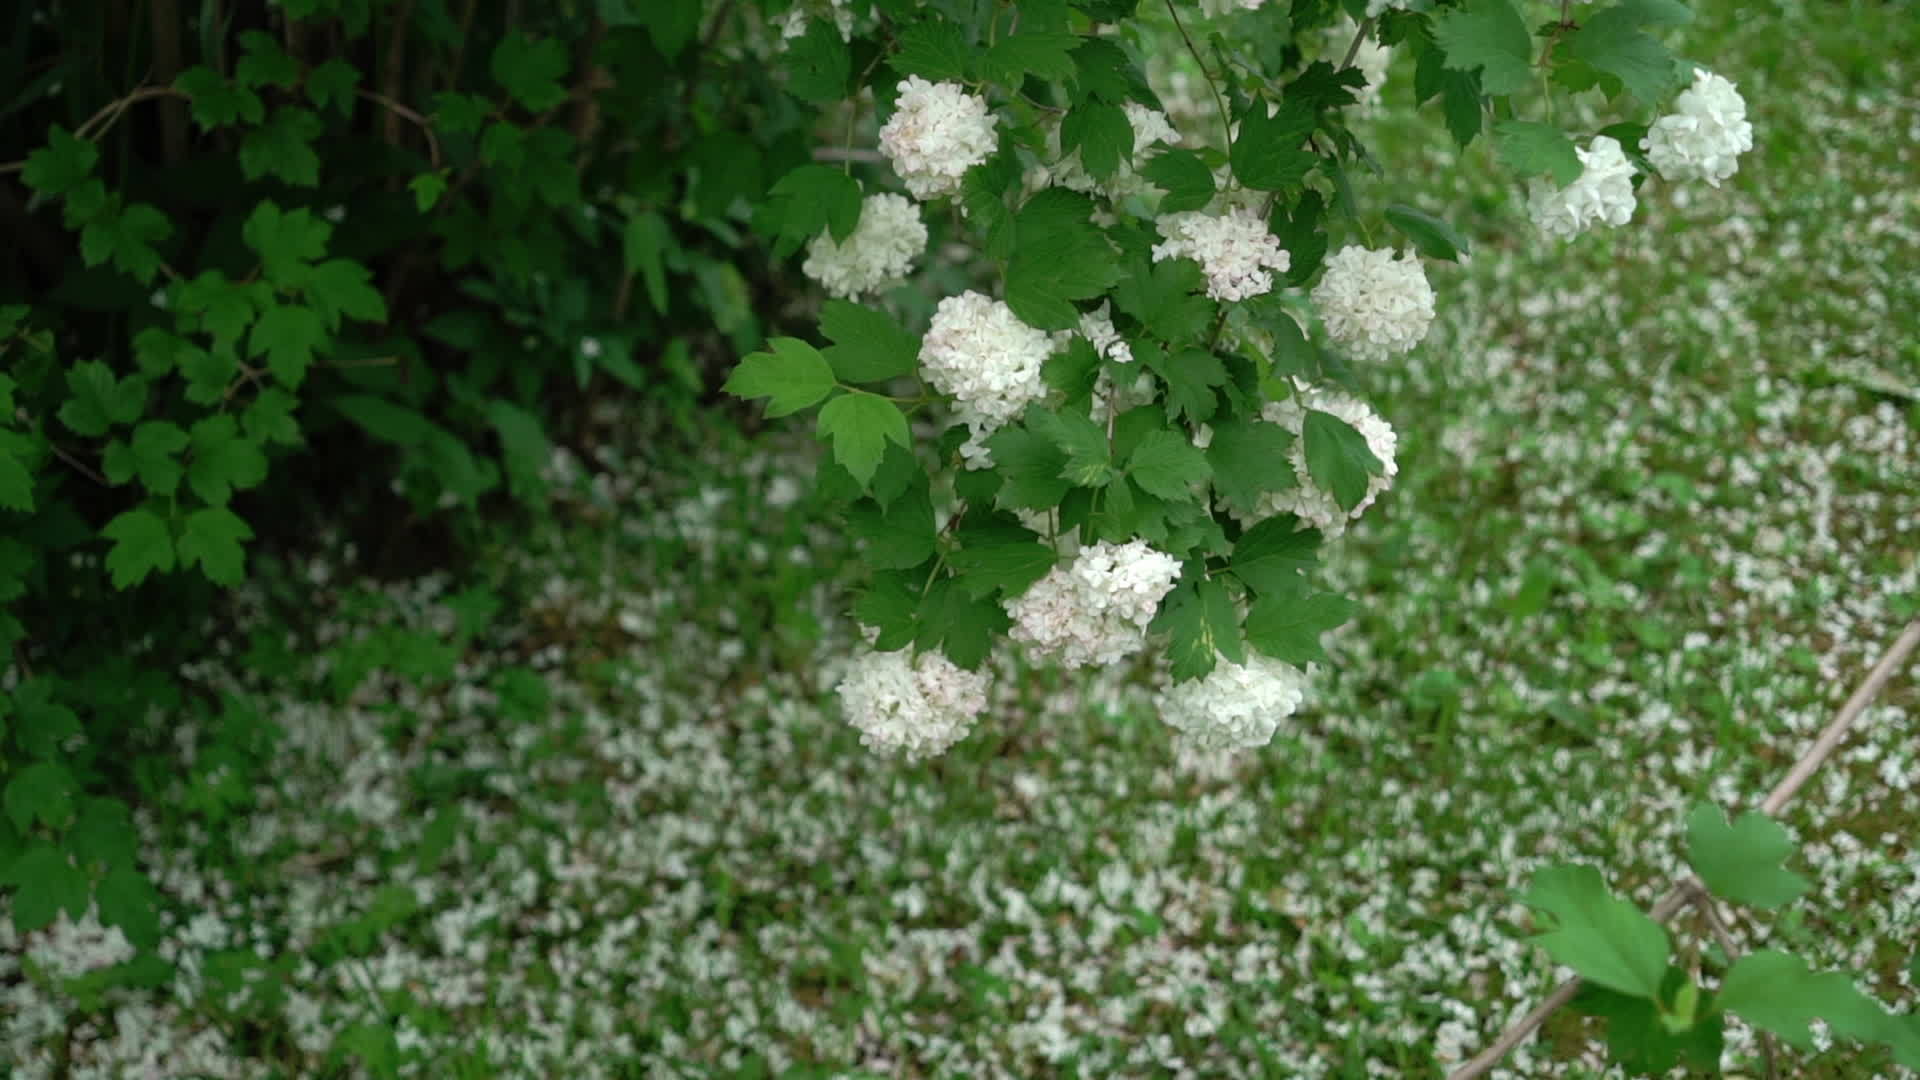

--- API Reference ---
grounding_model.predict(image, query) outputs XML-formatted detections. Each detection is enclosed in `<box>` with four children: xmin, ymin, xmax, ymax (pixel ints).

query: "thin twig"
<box><xmin>1447</xmin><ymin>619</ymin><xmax>1920</xmax><ymax>1079</ymax></box>
<box><xmin>1165</xmin><ymin>0</ymin><xmax>1235</xmax><ymax>153</ymax></box>
<box><xmin>1690</xmin><ymin>880</ymin><xmax>1779</xmax><ymax>1080</ymax></box>
<box><xmin>1339</xmin><ymin>16</ymin><xmax>1376</xmax><ymax>72</ymax></box>
<box><xmin>356</xmin><ymin>88</ymin><xmax>443</xmax><ymax>168</ymax></box>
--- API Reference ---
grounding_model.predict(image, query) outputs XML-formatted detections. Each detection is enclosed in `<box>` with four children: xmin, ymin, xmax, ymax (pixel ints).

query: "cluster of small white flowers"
<box><xmin>1199</xmin><ymin>0</ymin><xmax>1265</xmax><ymax>14</ymax></box>
<box><xmin>1643</xmin><ymin>68</ymin><xmax>1754</xmax><ymax>188</ymax></box>
<box><xmin>774</xmin><ymin>0</ymin><xmax>854</xmax><ymax>42</ymax></box>
<box><xmin>1310</xmin><ymin>245</ymin><xmax>1435</xmax><ymax>362</ymax></box>
<box><xmin>1244</xmin><ymin>377</ymin><xmax>1398</xmax><ymax>538</ymax></box>
<box><xmin>878</xmin><ymin>77</ymin><xmax>998</xmax><ymax>200</ymax></box>
<box><xmin>1078</xmin><ymin>301</ymin><xmax>1133</xmax><ymax>364</ymax></box>
<box><xmin>1527</xmin><ymin>135</ymin><xmax>1639</xmax><ymax>237</ymax></box>
<box><xmin>24</xmin><ymin>906</ymin><xmax>136</xmax><ymax>983</ymax></box>
<box><xmin>919</xmin><ymin>292</ymin><xmax>1053</xmax><ymax>468</ymax></box>
<box><xmin>835</xmin><ymin>647</ymin><xmax>990</xmax><ymax>760</ymax></box>
<box><xmin>1157</xmin><ymin>653</ymin><xmax>1310</xmax><ymax>752</ymax></box>
<box><xmin>1008</xmin><ymin>540</ymin><xmax>1182</xmax><ymax>669</ymax></box>
<box><xmin>1151</xmin><ymin>207</ymin><xmax>1291</xmax><ymax>302</ymax></box>
<box><xmin>802</xmin><ymin>193</ymin><xmax>927</xmax><ymax>299</ymax></box>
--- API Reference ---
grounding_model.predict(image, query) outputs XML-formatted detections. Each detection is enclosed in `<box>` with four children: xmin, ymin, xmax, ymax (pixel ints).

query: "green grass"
<box><xmin>5</xmin><ymin>1</ymin><xmax>1918</xmax><ymax>1076</ymax></box>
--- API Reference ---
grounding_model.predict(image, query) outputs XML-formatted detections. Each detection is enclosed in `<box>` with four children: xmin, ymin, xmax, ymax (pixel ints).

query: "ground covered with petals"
<box><xmin>4</xmin><ymin>2</ymin><xmax>1916</xmax><ymax>1077</ymax></box>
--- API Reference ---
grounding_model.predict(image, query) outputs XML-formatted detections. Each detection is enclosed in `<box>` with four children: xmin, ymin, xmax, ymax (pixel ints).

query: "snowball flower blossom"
<box><xmin>835</xmin><ymin>647</ymin><xmax>989</xmax><ymax>760</ymax></box>
<box><xmin>1311</xmin><ymin>245</ymin><xmax>1435</xmax><ymax>362</ymax></box>
<box><xmin>1158</xmin><ymin>653</ymin><xmax>1310</xmax><ymax>752</ymax></box>
<box><xmin>1527</xmin><ymin>135</ymin><xmax>1638</xmax><ymax>237</ymax></box>
<box><xmin>919</xmin><ymin>292</ymin><xmax>1053</xmax><ymax>467</ymax></box>
<box><xmin>878</xmin><ymin>77</ymin><xmax>998</xmax><ymax>200</ymax></box>
<box><xmin>1642</xmin><ymin>68</ymin><xmax>1753</xmax><ymax>188</ymax></box>
<box><xmin>1078</xmin><ymin>301</ymin><xmax>1133</xmax><ymax>364</ymax></box>
<box><xmin>775</xmin><ymin>0</ymin><xmax>854</xmax><ymax>41</ymax></box>
<box><xmin>802</xmin><ymin>192</ymin><xmax>927</xmax><ymax>299</ymax></box>
<box><xmin>1242</xmin><ymin>377</ymin><xmax>1398</xmax><ymax>538</ymax></box>
<box><xmin>1009</xmin><ymin>540</ymin><xmax>1182</xmax><ymax>668</ymax></box>
<box><xmin>1151</xmin><ymin>207</ymin><xmax>1291</xmax><ymax>302</ymax></box>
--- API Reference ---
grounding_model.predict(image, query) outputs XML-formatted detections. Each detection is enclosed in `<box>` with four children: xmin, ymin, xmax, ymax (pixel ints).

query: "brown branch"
<box><xmin>355</xmin><ymin>88</ymin><xmax>443</xmax><ymax>169</ymax></box>
<box><xmin>148</xmin><ymin>0</ymin><xmax>190</xmax><ymax>164</ymax></box>
<box><xmin>1339</xmin><ymin>17</ymin><xmax>1376</xmax><ymax>72</ymax></box>
<box><xmin>1447</xmin><ymin>619</ymin><xmax>1920</xmax><ymax>1079</ymax></box>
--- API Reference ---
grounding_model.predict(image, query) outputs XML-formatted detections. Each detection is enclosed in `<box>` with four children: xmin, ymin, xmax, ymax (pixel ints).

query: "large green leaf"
<box><xmin>1685</xmin><ymin>804</ymin><xmax>1810</xmax><ymax>910</ymax></box>
<box><xmin>1521</xmin><ymin>863</ymin><xmax>1669</xmax><ymax>999</ymax></box>
<box><xmin>1301</xmin><ymin>410</ymin><xmax>1382</xmax><ymax>512</ymax></box>
<box><xmin>816</xmin><ymin>393</ymin><xmax>910</xmax><ymax>489</ymax></box>
<box><xmin>723</xmin><ymin>338</ymin><xmax>837</xmax><ymax>418</ymax></box>
<box><xmin>1231</xmin><ymin>99</ymin><xmax>1316</xmax><ymax>192</ymax></box>
<box><xmin>1430</xmin><ymin>0</ymin><xmax>1535</xmax><ymax>96</ymax></box>
<box><xmin>821</xmin><ymin>300</ymin><xmax>920</xmax><ymax>384</ymax></box>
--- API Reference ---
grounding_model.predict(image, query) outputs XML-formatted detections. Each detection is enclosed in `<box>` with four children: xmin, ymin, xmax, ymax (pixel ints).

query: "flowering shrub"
<box><xmin>723</xmin><ymin>0</ymin><xmax>1756</xmax><ymax>765</ymax></box>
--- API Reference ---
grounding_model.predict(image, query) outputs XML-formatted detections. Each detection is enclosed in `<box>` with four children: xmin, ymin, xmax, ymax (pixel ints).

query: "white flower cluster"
<box><xmin>1157</xmin><ymin>653</ymin><xmax>1309</xmax><ymax>752</ymax></box>
<box><xmin>1311</xmin><ymin>245</ymin><xmax>1435</xmax><ymax>363</ymax></box>
<box><xmin>1031</xmin><ymin>104</ymin><xmax>1182</xmax><ymax>201</ymax></box>
<box><xmin>1009</xmin><ymin>540</ymin><xmax>1183</xmax><ymax>668</ymax></box>
<box><xmin>878</xmin><ymin>77</ymin><xmax>998</xmax><ymax>200</ymax></box>
<box><xmin>1244</xmin><ymin>377</ymin><xmax>1399</xmax><ymax>538</ymax></box>
<box><xmin>774</xmin><ymin>0</ymin><xmax>853</xmax><ymax>41</ymax></box>
<box><xmin>1151</xmin><ymin>207</ymin><xmax>1292</xmax><ymax>302</ymax></box>
<box><xmin>919</xmin><ymin>292</ymin><xmax>1054</xmax><ymax>468</ymax></box>
<box><xmin>802</xmin><ymin>193</ymin><xmax>927</xmax><ymax>299</ymax></box>
<box><xmin>1527</xmin><ymin>135</ymin><xmax>1639</xmax><ymax>238</ymax></box>
<box><xmin>835</xmin><ymin>647</ymin><xmax>990</xmax><ymax>760</ymax></box>
<box><xmin>24</xmin><ymin>906</ymin><xmax>136</xmax><ymax>983</ymax></box>
<box><xmin>1643</xmin><ymin>68</ymin><xmax>1753</xmax><ymax>188</ymax></box>
<box><xmin>1078</xmin><ymin>301</ymin><xmax>1133</xmax><ymax>365</ymax></box>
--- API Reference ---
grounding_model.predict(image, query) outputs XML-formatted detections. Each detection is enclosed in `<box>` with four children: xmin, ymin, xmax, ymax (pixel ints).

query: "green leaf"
<box><xmin>1301</xmin><ymin>410</ymin><xmax>1382</xmax><ymax>513</ymax></box>
<box><xmin>854</xmin><ymin>572</ymin><xmax>920</xmax><ymax>649</ymax></box>
<box><xmin>1154</xmin><ymin>579</ymin><xmax>1214</xmax><ymax>682</ymax></box>
<box><xmin>126</xmin><ymin>420</ymin><xmax>190</xmax><ymax>497</ymax></box>
<box><xmin>94</xmin><ymin>865</ymin><xmax>163</xmax><ymax>950</ymax></box>
<box><xmin>1127</xmin><ymin>429</ymin><xmax>1209</xmax><ymax>501</ymax></box>
<box><xmin>890</xmin><ymin>19</ymin><xmax>972</xmax><ymax>82</ymax></box>
<box><xmin>848</xmin><ymin>486</ymin><xmax>938</xmax><ymax>570</ymax></box>
<box><xmin>70</xmin><ymin>797</ymin><xmax>139</xmax><ymax>871</ymax></box>
<box><xmin>1143</xmin><ymin>345</ymin><xmax>1226</xmax><ymax>423</ymax></box>
<box><xmin>917</xmin><ymin>576</ymin><xmax>1011</xmax><ymax>671</ymax></box>
<box><xmin>1115</xmin><ymin>259</ymin><xmax>1215</xmax><ymax>347</ymax></box>
<box><xmin>177</xmin><ymin>507</ymin><xmax>254</xmax><ymax>586</ymax></box>
<box><xmin>1430</xmin><ymin>0</ymin><xmax>1535</xmax><ymax>96</ymax></box>
<box><xmin>1138</xmin><ymin>148</ymin><xmax>1216</xmax><ymax>214</ymax></box>
<box><xmin>985</xmin><ymin>426</ymin><xmax>1072</xmax><ymax>508</ymax></box>
<box><xmin>0</xmin><ymin>437</ymin><xmax>32</xmax><ymax>512</ymax></box>
<box><xmin>59</xmin><ymin>360</ymin><xmax>146</xmax><ymax>437</ymax></box>
<box><xmin>1719</xmin><ymin>950</ymin><xmax>1920</xmax><ymax>1064</ymax></box>
<box><xmin>4</xmin><ymin>846</ymin><xmax>89</xmax><ymax>932</ymax></box>
<box><xmin>633</xmin><ymin>0</ymin><xmax>702</xmax><ymax>57</ymax></box>
<box><xmin>948</xmin><ymin>518</ymin><xmax>1055</xmax><ymax>598</ymax></box>
<box><xmin>982</xmin><ymin>31</ymin><xmax>1081</xmax><ymax>86</ymax></box>
<box><xmin>305</xmin><ymin>57</ymin><xmax>361</xmax><ymax>111</ymax></box>
<box><xmin>1243</xmin><ymin>579</ymin><xmax>1353</xmax><ymax>665</ymax></box>
<box><xmin>244</xmin><ymin>389</ymin><xmax>302</xmax><ymax>447</ymax></box>
<box><xmin>79</xmin><ymin>202</ymin><xmax>172</xmax><ymax>284</ymax></box>
<box><xmin>249</xmin><ymin>304</ymin><xmax>328</xmax><ymax>387</ymax></box>
<box><xmin>817</xmin><ymin>394</ymin><xmax>910</xmax><ymax>489</ymax></box>
<box><xmin>786</xmin><ymin>20</ymin><xmax>852</xmax><ymax>103</ymax></box>
<box><xmin>175</xmin><ymin>67</ymin><xmax>265</xmax><ymax>129</ymax></box>
<box><xmin>723</xmin><ymin>338</ymin><xmax>837</xmax><ymax>418</ymax></box>
<box><xmin>1685</xmin><ymin>804</ymin><xmax>1810</xmax><ymax>910</ymax></box>
<box><xmin>408</xmin><ymin>172</ymin><xmax>448</xmax><ymax>212</ymax></box>
<box><xmin>4</xmin><ymin>761</ymin><xmax>76</xmax><ymax>832</ymax></box>
<box><xmin>1521</xmin><ymin>863</ymin><xmax>1670</xmax><ymax>998</ymax></box>
<box><xmin>236</xmin><ymin>30</ymin><xmax>300</xmax><ymax>88</ymax></box>
<box><xmin>102</xmin><ymin>508</ymin><xmax>175</xmax><ymax>588</ymax></box>
<box><xmin>1061</xmin><ymin>100</ymin><xmax>1133</xmax><ymax>181</ymax></box>
<box><xmin>1573</xmin><ymin>980</ymin><xmax>1725</xmax><ymax>1075</ymax></box>
<box><xmin>1030</xmin><ymin>406</ymin><xmax>1111</xmax><ymax>488</ymax></box>
<box><xmin>187</xmin><ymin>414</ymin><xmax>268</xmax><ymax>506</ymax></box>
<box><xmin>1563</xmin><ymin>7</ymin><xmax>1677</xmax><ymax>103</ymax></box>
<box><xmin>1069</xmin><ymin>37</ymin><xmax>1140</xmax><ymax>102</ymax></box>
<box><xmin>304</xmin><ymin>259</ymin><xmax>387</xmax><ymax>328</ymax></box>
<box><xmin>1231</xmin><ymin>100</ymin><xmax>1317</xmax><ymax>192</ymax></box>
<box><xmin>1004</xmin><ymin>190</ymin><xmax>1122</xmax><ymax>330</ymax></box>
<box><xmin>243</xmin><ymin>201</ymin><xmax>332</xmax><ymax>284</ymax></box>
<box><xmin>334</xmin><ymin>395</ymin><xmax>433</xmax><ymax>445</ymax></box>
<box><xmin>1230</xmin><ymin>516</ymin><xmax>1320</xmax><ymax>595</ymax></box>
<box><xmin>22</xmin><ymin>125</ymin><xmax>98</xmax><ymax>197</ymax></box>
<box><xmin>491</xmin><ymin>33</ymin><xmax>570</xmax><ymax>111</ymax></box>
<box><xmin>239</xmin><ymin>107</ymin><xmax>324</xmax><ymax>186</ymax></box>
<box><xmin>767</xmin><ymin>165</ymin><xmax>865</xmax><ymax>261</ymax></box>
<box><xmin>487</xmin><ymin>400</ymin><xmax>550</xmax><ymax>502</ymax></box>
<box><xmin>821</xmin><ymin>300</ymin><xmax>920</xmax><ymax>383</ymax></box>
<box><xmin>1383</xmin><ymin>205</ymin><xmax>1469</xmax><ymax>263</ymax></box>
<box><xmin>1206</xmin><ymin>417</ymin><xmax>1296</xmax><ymax>514</ymax></box>
<box><xmin>622</xmin><ymin>210</ymin><xmax>677</xmax><ymax>310</ymax></box>
<box><xmin>1495</xmin><ymin>120</ymin><xmax>1584</xmax><ymax>185</ymax></box>
<box><xmin>1613</xmin><ymin>0</ymin><xmax>1693</xmax><ymax>25</ymax></box>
